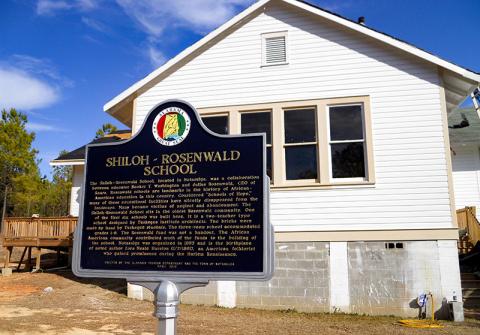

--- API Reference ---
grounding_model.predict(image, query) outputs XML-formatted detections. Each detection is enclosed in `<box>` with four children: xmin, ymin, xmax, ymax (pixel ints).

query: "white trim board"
<box><xmin>50</xmin><ymin>159</ymin><xmax>85</xmax><ymax>166</ymax></box>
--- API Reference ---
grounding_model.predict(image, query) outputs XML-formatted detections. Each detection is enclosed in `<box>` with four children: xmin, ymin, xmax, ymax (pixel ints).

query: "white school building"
<box><xmin>52</xmin><ymin>0</ymin><xmax>480</xmax><ymax>317</ymax></box>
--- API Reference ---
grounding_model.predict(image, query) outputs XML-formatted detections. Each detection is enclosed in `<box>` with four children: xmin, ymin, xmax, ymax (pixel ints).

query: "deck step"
<box><xmin>461</xmin><ymin>273</ymin><xmax>478</xmax><ymax>280</ymax></box>
<box><xmin>463</xmin><ymin>288</ymin><xmax>480</xmax><ymax>296</ymax></box>
<box><xmin>462</xmin><ymin>280</ymin><xmax>480</xmax><ymax>289</ymax></box>
<box><xmin>463</xmin><ymin>296</ymin><xmax>480</xmax><ymax>308</ymax></box>
<box><xmin>461</xmin><ymin>272</ymin><xmax>480</xmax><ymax>309</ymax></box>
<box><xmin>464</xmin><ymin>308</ymin><xmax>480</xmax><ymax>320</ymax></box>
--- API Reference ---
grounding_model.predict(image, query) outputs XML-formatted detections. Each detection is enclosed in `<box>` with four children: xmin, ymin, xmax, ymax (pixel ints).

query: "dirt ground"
<box><xmin>1</xmin><ymin>249</ymin><xmax>480</xmax><ymax>335</ymax></box>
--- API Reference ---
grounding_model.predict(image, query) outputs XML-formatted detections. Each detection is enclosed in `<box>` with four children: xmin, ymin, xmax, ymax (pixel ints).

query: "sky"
<box><xmin>0</xmin><ymin>0</ymin><xmax>479</xmax><ymax>177</ymax></box>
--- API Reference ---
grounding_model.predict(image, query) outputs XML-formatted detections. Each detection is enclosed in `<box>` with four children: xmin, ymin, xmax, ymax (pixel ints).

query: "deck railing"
<box><xmin>457</xmin><ymin>207</ymin><xmax>480</xmax><ymax>253</ymax></box>
<box><xmin>1</xmin><ymin>217</ymin><xmax>78</xmax><ymax>240</ymax></box>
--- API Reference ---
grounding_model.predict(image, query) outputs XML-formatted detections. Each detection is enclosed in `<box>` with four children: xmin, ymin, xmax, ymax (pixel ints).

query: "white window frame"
<box><xmin>283</xmin><ymin>106</ymin><xmax>319</xmax><ymax>184</ymax></box>
<box><xmin>261</xmin><ymin>31</ymin><xmax>288</xmax><ymax>67</ymax></box>
<box><xmin>198</xmin><ymin>96</ymin><xmax>374</xmax><ymax>190</ymax></box>
<box><xmin>239</xmin><ymin>109</ymin><xmax>274</xmax><ymax>181</ymax></box>
<box><xmin>327</xmin><ymin>103</ymin><xmax>367</xmax><ymax>183</ymax></box>
<box><xmin>200</xmin><ymin>113</ymin><xmax>230</xmax><ymax>135</ymax></box>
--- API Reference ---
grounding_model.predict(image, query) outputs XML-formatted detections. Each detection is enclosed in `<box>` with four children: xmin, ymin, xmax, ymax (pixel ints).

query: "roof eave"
<box><xmin>50</xmin><ymin>159</ymin><xmax>85</xmax><ymax>166</ymax></box>
<box><xmin>441</xmin><ymin>69</ymin><xmax>479</xmax><ymax>113</ymax></box>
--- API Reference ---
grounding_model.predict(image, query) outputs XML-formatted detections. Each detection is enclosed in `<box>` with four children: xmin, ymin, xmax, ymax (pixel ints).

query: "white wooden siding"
<box><xmin>134</xmin><ymin>2</ymin><xmax>451</xmax><ymax>232</ymax></box>
<box><xmin>70</xmin><ymin>165</ymin><xmax>84</xmax><ymax>216</ymax></box>
<box><xmin>452</xmin><ymin>145</ymin><xmax>480</xmax><ymax>211</ymax></box>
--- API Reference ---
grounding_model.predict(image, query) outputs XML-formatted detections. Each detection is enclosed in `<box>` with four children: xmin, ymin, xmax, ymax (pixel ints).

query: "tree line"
<box><xmin>0</xmin><ymin>108</ymin><xmax>118</xmax><ymax>219</ymax></box>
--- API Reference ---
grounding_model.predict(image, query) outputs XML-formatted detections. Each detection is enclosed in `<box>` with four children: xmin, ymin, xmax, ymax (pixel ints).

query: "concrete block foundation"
<box><xmin>236</xmin><ymin>242</ymin><xmax>330</xmax><ymax>312</ymax></box>
<box><xmin>348</xmin><ymin>241</ymin><xmax>441</xmax><ymax>316</ymax></box>
<box><xmin>126</xmin><ymin>240</ymin><xmax>463</xmax><ymax>319</ymax></box>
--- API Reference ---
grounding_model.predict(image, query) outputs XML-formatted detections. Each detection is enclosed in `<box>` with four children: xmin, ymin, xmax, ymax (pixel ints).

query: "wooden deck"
<box><xmin>457</xmin><ymin>207</ymin><xmax>480</xmax><ymax>254</ymax></box>
<box><xmin>1</xmin><ymin>217</ymin><xmax>77</xmax><ymax>270</ymax></box>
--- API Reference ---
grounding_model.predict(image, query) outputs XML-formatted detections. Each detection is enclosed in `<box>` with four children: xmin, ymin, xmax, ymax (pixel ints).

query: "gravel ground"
<box><xmin>1</xmin><ymin>247</ymin><xmax>479</xmax><ymax>334</ymax></box>
<box><xmin>0</xmin><ymin>270</ymin><xmax>479</xmax><ymax>335</ymax></box>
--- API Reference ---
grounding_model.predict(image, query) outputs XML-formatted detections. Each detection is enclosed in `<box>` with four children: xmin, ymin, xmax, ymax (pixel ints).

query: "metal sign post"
<box><xmin>130</xmin><ymin>280</ymin><xmax>208</xmax><ymax>335</ymax></box>
<box><xmin>72</xmin><ymin>99</ymin><xmax>274</xmax><ymax>334</ymax></box>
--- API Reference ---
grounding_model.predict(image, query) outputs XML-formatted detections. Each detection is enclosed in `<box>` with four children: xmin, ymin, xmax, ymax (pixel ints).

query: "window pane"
<box><xmin>202</xmin><ymin>116</ymin><xmax>229</xmax><ymax>135</ymax></box>
<box><xmin>285</xmin><ymin>145</ymin><xmax>317</xmax><ymax>180</ymax></box>
<box><xmin>331</xmin><ymin>142</ymin><xmax>365</xmax><ymax>178</ymax></box>
<box><xmin>329</xmin><ymin>105</ymin><xmax>363</xmax><ymax>141</ymax></box>
<box><xmin>285</xmin><ymin>109</ymin><xmax>316</xmax><ymax>143</ymax></box>
<box><xmin>241</xmin><ymin>112</ymin><xmax>272</xmax><ymax>144</ymax></box>
<box><xmin>266</xmin><ymin>147</ymin><xmax>272</xmax><ymax>180</ymax></box>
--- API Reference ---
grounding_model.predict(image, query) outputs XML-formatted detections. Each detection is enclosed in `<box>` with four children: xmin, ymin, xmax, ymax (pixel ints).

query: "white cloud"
<box><xmin>0</xmin><ymin>67</ymin><xmax>60</xmax><ymax>111</ymax></box>
<box><xmin>36</xmin><ymin>0</ymin><xmax>98</xmax><ymax>15</ymax></box>
<box><xmin>148</xmin><ymin>46</ymin><xmax>167</xmax><ymax>68</ymax></box>
<box><xmin>77</xmin><ymin>0</ymin><xmax>98</xmax><ymax>10</ymax></box>
<box><xmin>114</xmin><ymin>0</ymin><xmax>254</xmax><ymax>70</ymax></box>
<box><xmin>36</xmin><ymin>0</ymin><xmax>71</xmax><ymax>15</ymax></box>
<box><xmin>81</xmin><ymin>17</ymin><xmax>109</xmax><ymax>33</ymax></box>
<box><xmin>26</xmin><ymin>122</ymin><xmax>66</xmax><ymax>132</ymax></box>
<box><xmin>115</xmin><ymin>0</ymin><xmax>255</xmax><ymax>37</ymax></box>
<box><xmin>9</xmin><ymin>54</ymin><xmax>74</xmax><ymax>88</ymax></box>
<box><xmin>36</xmin><ymin>0</ymin><xmax>255</xmax><ymax>70</ymax></box>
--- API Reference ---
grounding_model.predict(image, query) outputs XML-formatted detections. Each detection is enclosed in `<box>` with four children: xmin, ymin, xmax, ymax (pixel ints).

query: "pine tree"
<box><xmin>0</xmin><ymin>109</ymin><xmax>38</xmax><ymax>224</ymax></box>
<box><xmin>50</xmin><ymin>151</ymin><xmax>73</xmax><ymax>216</ymax></box>
<box><xmin>95</xmin><ymin>123</ymin><xmax>118</xmax><ymax>139</ymax></box>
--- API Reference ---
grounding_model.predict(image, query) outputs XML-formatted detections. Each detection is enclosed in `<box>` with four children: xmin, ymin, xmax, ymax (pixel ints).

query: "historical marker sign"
<box><xmin>73</xmin><ymin>100</ymin><xmax>274</xmax><ymax>281</ymax></box>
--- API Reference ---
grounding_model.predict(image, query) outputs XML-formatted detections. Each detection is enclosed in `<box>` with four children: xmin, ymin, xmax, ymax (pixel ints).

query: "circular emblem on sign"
<box><xmin>152</xmin><ymin>107</ymin><xmax>191</xmax><ymax>146</ymax></box>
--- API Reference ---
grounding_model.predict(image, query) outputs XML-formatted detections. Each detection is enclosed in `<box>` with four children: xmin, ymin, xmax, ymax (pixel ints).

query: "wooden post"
<box><xmin>3</xmin><ymin>247</ymin><xmax>12</xmax><ymax>269</ymax></box>
<box><xmin>0</xmin><ymin>184</ymin><xmax>7</xmax><ymax>235</ymax></box>
<box><xmin>68</xmin><ymin>247</ymin><xmax>73</xmax><ymax>267</ymax></box>
<box><xmin>466</xmin><ymin>208</ymin><xmax>470</xmax><ymax>236</ymax></box>
<box><xmin>16</xmin><ymin>247</ymin><xmax>27</xmax><ymax>271</ymax></box>
<box><xmin>26</xmin><ymin>247</ymin><xmax>32</xmax><ymax>271</ymax></box>
<box><xmin>35</xmin><ymin>247</ymin><xmax>41</xmax><ymax>270</ymax></box>
<box><xmin>56</xmin><ymin>249</ymin><xmax>61</xmax><ymax>266</ymax></box>
<box><xmin>470</xmin><ymin>206</ymin><xmax>476</xmax><ymax>217</ymax></box>
<box><xmin>36</xmin><ymin>219</ymin><xmax>40</xmax><ymax>238</ymax></box>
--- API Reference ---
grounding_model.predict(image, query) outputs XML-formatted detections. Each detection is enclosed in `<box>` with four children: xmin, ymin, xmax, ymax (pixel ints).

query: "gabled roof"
<box><xmin>103</xmin><ymin>129</ymin><xmax>131</xmax><ymax>139</ymax></box>
<box><xmin>104</xmin><ymin>0</ymin><xmax>480</xmax><ymax>124</ymax></box>
<box><xmin>50</xmin><ymin>130</ymin><xmax>131</xmax><ymax>166</ymax></box>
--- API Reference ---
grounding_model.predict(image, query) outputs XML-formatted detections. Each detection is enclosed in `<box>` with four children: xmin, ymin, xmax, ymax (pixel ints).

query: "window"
<box><xmin>328</xmin><ymin>105</ymin><xmax>366</xmax><ymax>180</ymax></box>
<box><xmin>284</xmin><ymin>109</ymin><xmax>317</xmax><ymax>180</ymax></box>
<box><xmin>198</xmin><ymin>96</ymin><xmax>373</xmax><ymax>188</ymax></box>
<box><xmin>202</xmin><ymin>115</ymin><xmax>229</xmax><ymax>135</ymax></box>
<box><xmin>262</xmin><ymin>32</ymin><xmax>287</xmax><ymax>66</ymax></box>
<box><xmin>241</xmin><ymin>111</ymin><xmax>272</xmax><ymax>179</ymax></box>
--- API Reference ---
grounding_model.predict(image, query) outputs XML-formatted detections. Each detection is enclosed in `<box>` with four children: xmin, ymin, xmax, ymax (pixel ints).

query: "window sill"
<box><xmin>261</xmin><ymin>62</ymin><xmax>289</xmax><ymax>68</ymax></box>
<box><xmin>270</xmin><ymin>181</ymin><xmax>375</xmax><ymax>191</ymax></box>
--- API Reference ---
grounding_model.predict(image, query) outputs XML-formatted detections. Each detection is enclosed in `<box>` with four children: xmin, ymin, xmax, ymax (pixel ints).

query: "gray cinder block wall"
<box><xmin>128</xmin><ymin>240</ymin><xmax>462</xmax><ymax>318</ymax></box>
<box><xmin>236</xmin><ymin>242</ymin><xmax>330</xmax><ymax>312</ymax></box>
<box><xmin>180</xmin><ymin>282</ymin><xmax>218</xmax><ymax>306</ymax></box>
<box><xmin>348</xmin><ymin>241</ymin><xmax>442</xmax><ymax>316</ymax></box>
<box><xmin>131</xmin><ymin>281</ymin><xmax>218</xmax><ymax>305</ymax></box>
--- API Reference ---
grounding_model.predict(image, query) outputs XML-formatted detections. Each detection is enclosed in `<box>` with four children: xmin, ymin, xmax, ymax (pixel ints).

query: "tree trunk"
<box><xmin>1</xmin><ymin>184</ymin><xmax>7</xmax><ymax>234</ymax></box>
